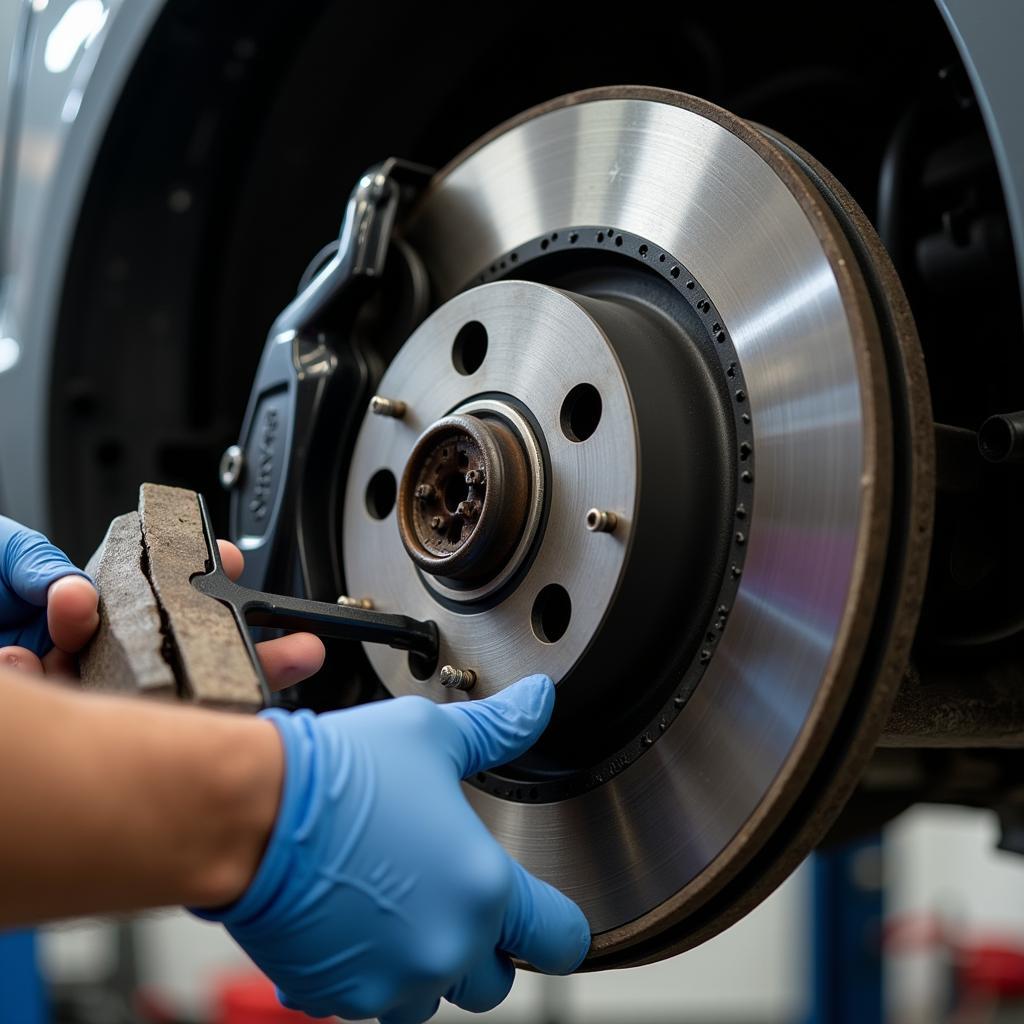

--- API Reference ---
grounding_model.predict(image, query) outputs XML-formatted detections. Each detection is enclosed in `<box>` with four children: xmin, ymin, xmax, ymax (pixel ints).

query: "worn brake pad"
<box><xmin>81</xmin><ymin>483</ymin><xmax>263</xmax><ymax>710</ymax></box>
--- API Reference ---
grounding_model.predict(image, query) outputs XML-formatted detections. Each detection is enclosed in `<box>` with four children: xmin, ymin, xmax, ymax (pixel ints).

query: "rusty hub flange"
<box><xmin>397</xmin><ymin>413</ymin><xmax>531</xmax><ymax>584</ymax></box>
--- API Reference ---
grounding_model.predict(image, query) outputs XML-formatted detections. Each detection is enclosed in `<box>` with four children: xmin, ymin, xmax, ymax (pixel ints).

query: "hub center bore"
<box><xmin>397</xmin><ymin>413</ymin><xmax>531</xmax><ymax>586</ymax></box>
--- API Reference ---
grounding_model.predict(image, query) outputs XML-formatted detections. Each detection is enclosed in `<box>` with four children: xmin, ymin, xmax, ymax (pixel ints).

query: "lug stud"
<box><xmin>370</xmin><ymin>396</ymin><xmax>407</xmax><ymax>419</ymax></box>
<box><xmin>585</xmin><ymin>508</ymin><xmax>618</xmax><ymax>533</ymax></box>
<box><xmin>440</xmin><ymin>665</ymin><xmax>477</xmax><ymax>691</ymax></box>
<box><xmin>414</xmin><ymin>483</ymin><xmax>435</xmax><ymax>501</ymax></box>
<box><xmin>430</xmin><ymin>515</ymin><xmax>446</xmax><ymax>531</ymax></box>
<box><xmin>456</xmin><ymin>500</ymin><xmax>481</xmax><ymax>521</ymax></box>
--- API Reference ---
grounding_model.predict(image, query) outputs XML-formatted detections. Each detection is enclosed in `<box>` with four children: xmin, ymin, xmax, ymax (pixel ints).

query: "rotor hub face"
<box><xmin>346</xmin><ymin>260</ymin><xmax>739</xmax><ymax>779</ymax></box>
<box><xmin>344</xmin><ymin>279</ymin><xmax>640</xmax><ymax>695</ymax></box>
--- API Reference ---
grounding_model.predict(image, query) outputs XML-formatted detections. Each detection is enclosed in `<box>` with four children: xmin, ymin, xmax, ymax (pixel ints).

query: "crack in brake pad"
<box><xmin>80</xmin><ymin>483</ymin><xmax>439</xmax><ymax>709</ymax></box>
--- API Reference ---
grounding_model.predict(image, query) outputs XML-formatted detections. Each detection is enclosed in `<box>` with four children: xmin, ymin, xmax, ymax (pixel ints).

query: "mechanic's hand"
<box><xmin>0</xmin><ymin>515</ymin><xmax>95</xmax><ymax>674</ymax></box>
<box><xmin>0</xmin><ymin>516</ymin><xmax>325</xmax><ymax>687</ymax></box>
<box><xmin>199</xmin><ymin>675</ymin><xmax>591</xmax><ymax>1023</ymax></box>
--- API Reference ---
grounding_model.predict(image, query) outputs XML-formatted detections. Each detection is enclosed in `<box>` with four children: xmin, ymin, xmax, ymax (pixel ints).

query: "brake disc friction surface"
<box><xmin>343</xmin><ymin>88</ymin><xmax>929</xmax><ymax>963</ymax></box>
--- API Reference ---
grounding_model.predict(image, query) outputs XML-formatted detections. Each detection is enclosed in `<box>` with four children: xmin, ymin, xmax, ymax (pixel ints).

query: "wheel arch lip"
<box><xmin>0</xmin><ymin>0</ymin><xmax>165</xmax><ymax>525</ymax></box>
<box><xmin>937</xmin><ymin>0</ymin><xmax>1024</xmax><ymax>322</ymax></box>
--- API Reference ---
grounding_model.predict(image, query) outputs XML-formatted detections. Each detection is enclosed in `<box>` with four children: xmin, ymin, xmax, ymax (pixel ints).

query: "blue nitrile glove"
<box><xmin>199</xmin><ymin>674</ymin><xmax>590</xmax><ymax>1023</ymax></box>
<box><xmin>0</xmin><ymin>516</ymin><xmax>89</xmax><ymax>654</ymax></box>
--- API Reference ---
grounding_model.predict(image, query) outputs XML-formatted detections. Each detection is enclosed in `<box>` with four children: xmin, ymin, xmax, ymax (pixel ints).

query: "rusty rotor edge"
<box><xmin>613</xmin><ymin>106</ymin><xmax>933</xmax><ymax>967</ymax></box>
<box><xmin>593</xmin><ymin>131</ymin><xmax>934</xmax><ymax>970</ymax></box>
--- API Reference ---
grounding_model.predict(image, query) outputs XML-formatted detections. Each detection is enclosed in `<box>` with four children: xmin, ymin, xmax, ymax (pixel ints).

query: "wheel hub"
<box><xmin>344</xmin><ymin>280</ymin><xmax>643</xmax><ymax>695</ymax></box>
<box><xmin>397</xmin><ymin>412</ymin><xmax>532</xmax><ymax>586</ymax></box>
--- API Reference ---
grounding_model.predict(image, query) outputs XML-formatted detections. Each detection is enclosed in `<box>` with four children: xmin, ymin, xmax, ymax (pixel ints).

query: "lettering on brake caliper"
<box><xmin>239</xmin><ymin>394</ymin><xmax>287</xmax><ymax>539</ymax></box>
<box><xmin>248</xmin><ymin>406</ymin><xmax>279</xmax><ymax>522</ymax></box>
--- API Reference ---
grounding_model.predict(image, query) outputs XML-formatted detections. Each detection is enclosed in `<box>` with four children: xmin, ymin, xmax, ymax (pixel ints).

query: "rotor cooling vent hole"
<box><xmin>452</xmin><ymin>321</ymin><xmax>488</xmax><ymax>375</ymax></box>
<box><xmin>408</xmin><ymin>648</ymin><xmax>437</xmax><ymax>681</ymax></box>
<box><xmin>531</xmin><ymin>584</ymin><xmax>572</xmax><ymax>644</ymax></box>
<box><xmin>560</xmin><ymin>383</ymin><xmax>602</xmax><ymax>442</ymax></box>
<box><xmin>365</xmin><ymin>469</ymin><xmax>397</xmax><ymax>520</ymax></box>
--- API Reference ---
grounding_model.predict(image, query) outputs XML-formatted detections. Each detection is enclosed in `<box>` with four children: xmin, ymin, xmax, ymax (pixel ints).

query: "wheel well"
<box><xmin>49</xmin><ymin>0</ymin><xmax>1007</xmax><ymax>563</ymax></box>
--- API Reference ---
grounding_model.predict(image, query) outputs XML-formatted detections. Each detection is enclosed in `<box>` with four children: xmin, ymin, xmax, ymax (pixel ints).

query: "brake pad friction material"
<box><xmin>80</xmin><ymin>511</ymin><xmax>176</xmax><ymax>698</ymax></box>
<box><xmin>139</xmin><ymin>483</ymin><xmax>263</xmax><ymax>710</ymax></box>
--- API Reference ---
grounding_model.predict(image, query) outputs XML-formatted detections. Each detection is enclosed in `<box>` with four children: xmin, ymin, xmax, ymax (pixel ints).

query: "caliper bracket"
<box><xmin>227</xmin><ymin>158</ymin><xmax>433</xmax><ymax>592</ymax></box>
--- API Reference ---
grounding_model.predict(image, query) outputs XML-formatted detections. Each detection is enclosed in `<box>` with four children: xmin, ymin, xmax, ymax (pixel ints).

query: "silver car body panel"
<box><xmin>0</xmin><ymin>0</ymin><xmax>163</xmax><ymax>527</ymax></box>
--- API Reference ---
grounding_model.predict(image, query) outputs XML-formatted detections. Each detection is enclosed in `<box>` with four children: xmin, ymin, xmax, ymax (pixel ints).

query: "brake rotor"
<box><xmin>341</xmin><ymin>87</ymin><xmax>933</xmax><ymax>966</ymax></box>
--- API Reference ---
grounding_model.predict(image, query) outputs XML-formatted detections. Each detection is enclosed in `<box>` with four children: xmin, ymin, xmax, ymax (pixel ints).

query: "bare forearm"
<box><xmin>0</xmin><ymin>666</ymin><xmax>282</xmax><ymax>926</ymax></box>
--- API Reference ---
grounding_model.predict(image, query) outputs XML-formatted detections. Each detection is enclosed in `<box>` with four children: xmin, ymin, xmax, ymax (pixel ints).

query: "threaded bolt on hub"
<box><xmin>440</xmin><ymin>665</ymin><xmax>477</xmax><ymax>691</ymax></box>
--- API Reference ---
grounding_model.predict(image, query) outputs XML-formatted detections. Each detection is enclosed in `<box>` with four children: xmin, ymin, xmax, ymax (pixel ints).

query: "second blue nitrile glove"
<box><xmin>0</xmin><ymin>516</ymin><xmax>89</xmax><ymax>654</ymax></box>
<box><xmin>199</xmin><ymin>674</ymin><xmax>590</xmax><ymax>1024</ymax></box>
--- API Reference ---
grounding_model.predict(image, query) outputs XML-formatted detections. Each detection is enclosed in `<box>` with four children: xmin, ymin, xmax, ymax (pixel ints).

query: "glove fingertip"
<box><xmin>567</xmin><ymin>914</ymin><xmax>592</xmax><ymax>973</ymax></box>
<box><xmin>496</xmin><ymin>673</ymin><xmax>555</xmax><ymax>722</ymax></box>
<box><xmin>276</xmin><ymin>987</ymin><xmax>331</xmax><ymax>1018</ymax></box>
<box><xmin>547</xmin><ymin>898</ymin><xmax>591</xmax><ymax>975</ymax></box>
<box><xmin>5</xmin><ymin>528</ymin><xmax>86</xmax><ymax>607</ymax></box>
<box><xmin>503</xmin><ymin>862</ymin><xmax>591</xmax><ymax>975</ymax></box>
<box><xmin>444</xmin><ymin>674</ymin><xmax>556</xmax><ymax>776</ymax></box>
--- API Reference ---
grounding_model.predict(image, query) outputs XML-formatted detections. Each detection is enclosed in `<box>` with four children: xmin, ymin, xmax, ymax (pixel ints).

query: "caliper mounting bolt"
<box><xmin>440</xmin><ymin>665</ymin><xmax>477</xmax><ymax>691</ymax></box>
<box><xmin>219</xmin><ymin>445</ymin><xmax>245</xmax><ymax>491</ymax></box>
